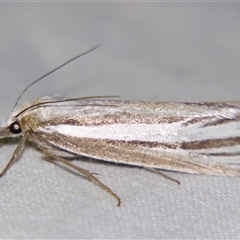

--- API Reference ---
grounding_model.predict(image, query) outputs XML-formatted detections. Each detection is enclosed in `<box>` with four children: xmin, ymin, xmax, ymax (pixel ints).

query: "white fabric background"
<box><xmin>0</xmin><ymin>3</ymin><xmax>240</xmax><ymax>239</ymax></box>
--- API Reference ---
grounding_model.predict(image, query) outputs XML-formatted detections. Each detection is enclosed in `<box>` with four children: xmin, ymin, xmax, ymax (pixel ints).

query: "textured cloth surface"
<box><xmin>0</xmin><ymin>3</ymin><xmax>240</xmax><ymax>239</ymax></box>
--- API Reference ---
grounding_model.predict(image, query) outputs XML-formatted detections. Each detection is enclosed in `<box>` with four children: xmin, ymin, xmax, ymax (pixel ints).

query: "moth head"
<box><xmin>0</xmin><ymin>119</ymin><xmax>22</xmax><ymax>139</ymax></box>
<box><xmin>9</xmin><ymin>121</ymin><xmax>22</xmax><ymax>134</ymax></box>
<box><xmin>0</xmin><ymin>104</ymin><xmax>26</xmax><ymax>138</ymax></box>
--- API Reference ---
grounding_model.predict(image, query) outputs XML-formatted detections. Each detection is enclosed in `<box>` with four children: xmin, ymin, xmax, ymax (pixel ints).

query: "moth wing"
<box><xmin>27</xmin><ymin>100</ymin><xmax>240</xmax><ymax>176</ymax></box>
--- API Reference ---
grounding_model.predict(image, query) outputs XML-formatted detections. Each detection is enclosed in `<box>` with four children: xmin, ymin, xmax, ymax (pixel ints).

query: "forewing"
<box><xmin>30</xmin><ymin>100</ymin><xmax>240</xmax><ymax>176</ymax></box>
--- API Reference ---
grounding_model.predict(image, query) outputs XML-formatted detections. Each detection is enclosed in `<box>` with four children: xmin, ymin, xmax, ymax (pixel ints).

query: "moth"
<box><xmin>1</xmin><ymin>47</ymin><xmax>240</xmax><ymax>206</ymax></box>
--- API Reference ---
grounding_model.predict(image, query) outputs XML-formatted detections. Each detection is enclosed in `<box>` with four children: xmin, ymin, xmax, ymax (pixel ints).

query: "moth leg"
<box><xmin>42</xmin><ymin>149</ymin><xmax>121</xmax><ymax>207</ymax></box>
<box><xmin>0</xmin><ymin>134</ymin><xmax>28</xmax><ymax>177</ymax></box>
<box><xmin>144</xmin><ymin>167</ymin><xmax>180</xmax><ymax>185</ymax></box>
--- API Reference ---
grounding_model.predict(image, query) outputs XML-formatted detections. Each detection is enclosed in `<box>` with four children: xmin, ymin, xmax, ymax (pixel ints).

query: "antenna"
<box><xmin>13</xmin><ymin>45</ymin><xmax>100</xmax><ymax>111</ymax></box>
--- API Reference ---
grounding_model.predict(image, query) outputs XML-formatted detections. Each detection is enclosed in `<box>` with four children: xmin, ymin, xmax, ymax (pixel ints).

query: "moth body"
<box><xmin>1</xmin><ymin>96</ymin><xmax>240</xmax><ymax>205</ymax></box>
<box><xmin>3</xmin><ymin>97</ymin><xmax>240</xmax><ymax>172</ymax></box>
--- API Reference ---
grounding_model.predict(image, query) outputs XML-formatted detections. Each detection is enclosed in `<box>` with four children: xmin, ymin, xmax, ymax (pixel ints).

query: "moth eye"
<box><xmin>9</xmin><ymin>121</ymin><xmax>22</xmax><ymax>134</ymax></box>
